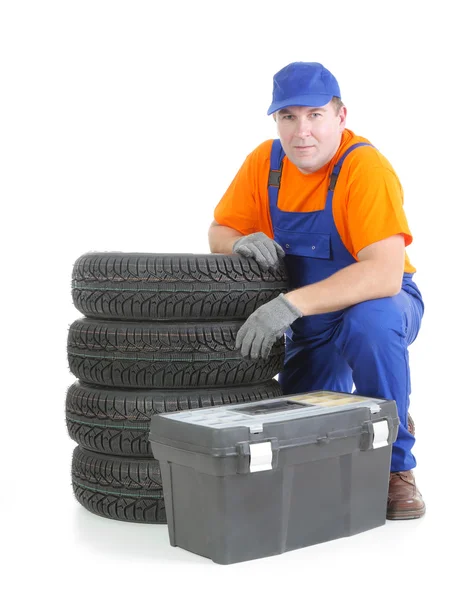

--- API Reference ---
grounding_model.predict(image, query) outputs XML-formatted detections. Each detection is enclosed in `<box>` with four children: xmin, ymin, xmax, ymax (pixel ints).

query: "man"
<box><xmin>208</xmin><ymin>61</ymin><xmax>425</xmax><ymax>520</ymax></box>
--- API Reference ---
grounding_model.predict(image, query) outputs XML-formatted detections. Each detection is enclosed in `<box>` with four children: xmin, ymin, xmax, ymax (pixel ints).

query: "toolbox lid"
<box><xmin>156</xmin><ymin>390</ymin><xmax>386</xmax><ymax>431</ymax></box>
<box><xmin>149</xmin><ymin>390</ymin><xmax>398</xmax><ymax>461</ymax></box>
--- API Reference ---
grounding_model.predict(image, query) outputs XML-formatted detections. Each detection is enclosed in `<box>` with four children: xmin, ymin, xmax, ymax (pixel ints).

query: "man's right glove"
<box><xmin>235</xmin><ymin>293</ymin><xmax>302</xmax><ymax>359</ymax></box>
<box><xmin>232</xmin><ymin>232</ymin><xmax>285</xmax><ymax>270</ymax></box>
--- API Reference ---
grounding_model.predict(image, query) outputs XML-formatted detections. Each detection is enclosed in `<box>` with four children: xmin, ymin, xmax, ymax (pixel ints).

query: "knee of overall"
<box><xmin>339</xmin><ymin>297</ymin><xmax>406</xmax><ymax>351</ymax></box>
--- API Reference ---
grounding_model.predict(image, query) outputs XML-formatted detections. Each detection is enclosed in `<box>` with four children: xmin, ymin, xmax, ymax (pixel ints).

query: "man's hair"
<box><xmin>331</xmin><ymin>96</ymin><xmax>345</xmax><ymax>114</ymax></box>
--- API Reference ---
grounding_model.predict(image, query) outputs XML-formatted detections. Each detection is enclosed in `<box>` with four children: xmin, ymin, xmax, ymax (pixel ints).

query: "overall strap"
<box><xmin>268</xmin><ymin>139</ymin><xmax>285</xmax><ymax>210</ymax></box>
<box><xmin>328</xmin><ymin>142</ymin><xmax>373</xmax><ymax>191</ymax></box>
<box><xmin>268</xmin><ymin>139</ymin><xmax>286</xmax><ymax>188</ymax></box>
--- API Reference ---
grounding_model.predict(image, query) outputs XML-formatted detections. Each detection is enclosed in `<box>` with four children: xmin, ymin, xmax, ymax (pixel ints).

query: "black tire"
<box><xmin>67</xmin><ymin>318</ymin><xmax>284</xmax><ymax>388</ymax></box>
<box><xmin>71</xmin><ymin>252</ymin><xmax>289</xmax><ymax>321</ymax></box>
<box><xmin>66</xmin><ymin>379</ymin><xmax>283</xmax><ymax>457</ymax></box>
<box><xmin>72</xmin><ymin>446</ymin><xmax>166</xmax><ymax>524</ymax></box>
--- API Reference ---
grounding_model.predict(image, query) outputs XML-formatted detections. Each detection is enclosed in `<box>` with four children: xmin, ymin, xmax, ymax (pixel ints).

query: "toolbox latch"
<box><xmin>236</xmin><ymin>438</ymin><xmax>279</xmax><ymax>473</ymax></box>
<box><xmin>249</xmin><ymin>441</ymin><xmax>273</xmax><ymax>472</ymax></box>
<box><xmin>372</xmin><ymin>419</ymin><xmax>390</xmax><ymax>449</ymax></box>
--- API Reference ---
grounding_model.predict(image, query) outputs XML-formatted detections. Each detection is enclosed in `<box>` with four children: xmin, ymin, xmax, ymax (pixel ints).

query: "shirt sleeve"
<box><xmin>346</xmin><ymin>165</ymin><xmax>413</xmax><ymax>257</ymax></box>
<box><xmin>213</xmin><ymin>145</ymin><xmax>265</xmax><ymax>236</ymax></box>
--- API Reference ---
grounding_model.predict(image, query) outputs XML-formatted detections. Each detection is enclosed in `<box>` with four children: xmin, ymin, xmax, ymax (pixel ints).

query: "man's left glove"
<box><xmin>235</xmin><ymin>294</ymin><xmax>303</xmax><ymax>360</ymax></box>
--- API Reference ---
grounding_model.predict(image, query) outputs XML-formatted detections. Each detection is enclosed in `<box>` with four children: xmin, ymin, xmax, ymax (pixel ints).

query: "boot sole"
<box><xmin>386</xmin><ymin>507</ymin><xmax>426</xmax><ymax>520</ymax></box>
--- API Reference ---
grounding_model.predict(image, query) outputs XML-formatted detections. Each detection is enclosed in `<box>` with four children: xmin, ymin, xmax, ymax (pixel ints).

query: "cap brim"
<box><xmin>267</xmin><ymin>94</ymin><xmax>335</xmax><ymax>115</ymax></box>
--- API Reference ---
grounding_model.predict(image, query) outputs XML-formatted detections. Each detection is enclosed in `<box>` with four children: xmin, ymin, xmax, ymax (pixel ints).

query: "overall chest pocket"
<box><xmin>275</xmin><ymin>230</ymin><xmax>331</xmax><ymax>260</ymax></box>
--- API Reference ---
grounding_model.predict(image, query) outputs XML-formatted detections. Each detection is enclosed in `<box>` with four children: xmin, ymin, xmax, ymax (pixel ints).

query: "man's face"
<box><xmin>275</xmin><ymin>101</ymin><xmax>346</xmax><ymax>174</ymax></box>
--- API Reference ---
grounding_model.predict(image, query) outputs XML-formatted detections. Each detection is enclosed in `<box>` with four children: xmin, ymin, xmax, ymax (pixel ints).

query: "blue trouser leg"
<box><xmin>279</xmin><ymin>284</ymin><xmax>424</xmax><ymax>472</ymax></box>
<box><xmin>334</xmin><ymin>290</ymin><xmax>423</xmax><ymax>471</ymax></box>
<box><xmin>279</xmin><ymin>336</ymin><xmax>353</xmax><ymax>394</ymax></box>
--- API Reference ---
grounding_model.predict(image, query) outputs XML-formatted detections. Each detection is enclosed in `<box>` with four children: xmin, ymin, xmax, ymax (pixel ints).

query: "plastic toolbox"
<box><xmin>149</xmin><ymin>390</ymin><xmax>399</xmax><ymax>564</ymax></box>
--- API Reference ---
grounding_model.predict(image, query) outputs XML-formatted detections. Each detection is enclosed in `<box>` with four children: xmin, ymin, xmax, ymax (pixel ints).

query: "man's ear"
<box><xmin>338</xmin><ymin>106</ymin><xmax>347</xmax><ymax>131</ymax></box>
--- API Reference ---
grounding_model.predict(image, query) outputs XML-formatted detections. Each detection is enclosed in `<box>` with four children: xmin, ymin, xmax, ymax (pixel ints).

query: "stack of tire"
<box><xmin>66</xmin><ymin>252</ymin><xmax>289</xmax><ymax>524</ymax></box>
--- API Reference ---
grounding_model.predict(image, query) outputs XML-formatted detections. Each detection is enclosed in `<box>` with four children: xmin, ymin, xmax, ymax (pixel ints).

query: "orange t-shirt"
<box><xmin>214</xmin><ymin>129</ymin><xmax>415</xmax><ymax>273</ymax></box>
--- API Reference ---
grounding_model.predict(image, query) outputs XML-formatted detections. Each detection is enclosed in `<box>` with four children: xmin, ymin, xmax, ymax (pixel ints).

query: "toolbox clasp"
<box><xmin>236</xmin><ymin>438</ymin><xmax>280</xmax><ymax>474</ymax></box>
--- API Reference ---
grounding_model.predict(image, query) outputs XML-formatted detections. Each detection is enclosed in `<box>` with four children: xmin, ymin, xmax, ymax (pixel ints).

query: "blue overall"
<box><xmin>268</xmin><ymin>140</ymin><xmax>424</xmax><ymax>472</ymax></box>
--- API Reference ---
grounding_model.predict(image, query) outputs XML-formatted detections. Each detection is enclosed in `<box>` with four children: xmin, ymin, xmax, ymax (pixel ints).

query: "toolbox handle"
<box><xmin>277</xmin><ymin>418</ymin><xmax>398</xmax><ymax>453</ymax></box>
<box><xmin>235</xmin><ymin>417</ymin><xmax>398</xmax><ymax>474</ymax></box>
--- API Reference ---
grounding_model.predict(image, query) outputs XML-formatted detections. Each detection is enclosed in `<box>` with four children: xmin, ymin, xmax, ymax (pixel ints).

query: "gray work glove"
<box><xmin>233</xmin><ymin>232</ymin><xmax>285</xmax><ymax>270</ymax></box>
<box><xmin>235</xmin><ymin>294</ymin><xmax>303</xmax><ymax>360</ymax></box>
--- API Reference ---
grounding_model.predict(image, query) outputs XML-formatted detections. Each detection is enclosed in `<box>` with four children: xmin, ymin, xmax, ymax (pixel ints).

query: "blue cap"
<box><xmin>267</xmin><ymin>62</ymin><xmax>341</xmax><ymax>115</ymax></box>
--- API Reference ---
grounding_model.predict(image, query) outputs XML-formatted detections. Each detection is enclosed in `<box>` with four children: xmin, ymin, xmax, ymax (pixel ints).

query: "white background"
<box><xmin>1</xmin><ymin>1</ymin><xmax>448</xmax><ymax>598</ymax></box>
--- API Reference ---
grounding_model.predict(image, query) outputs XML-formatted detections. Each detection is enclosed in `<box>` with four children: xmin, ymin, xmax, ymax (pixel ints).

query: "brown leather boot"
<box><xmin>407</xmin><ymin>413</ymin><xmax>415</xmax><ymax>436</ymax></box>
<box><xmin>387</xmin><ymin>470</ymin><xmax>425</xmax><ymax>520</ymax></box>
